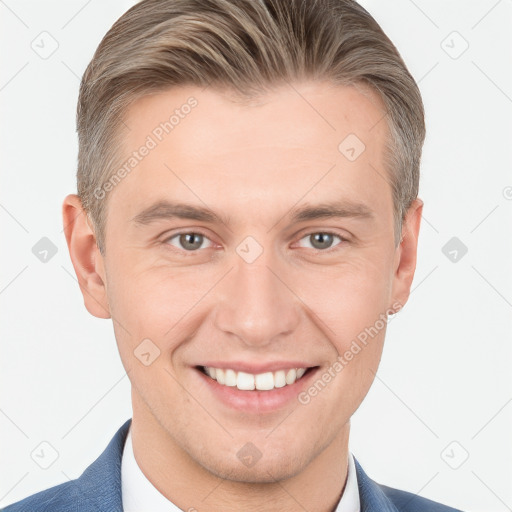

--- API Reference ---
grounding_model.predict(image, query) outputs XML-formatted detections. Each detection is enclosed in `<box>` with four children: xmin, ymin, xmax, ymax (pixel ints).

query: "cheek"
<box><xmin>105</xmin><ymin>259</ymin><xmax>223</xmax><ymax>375</ymax></box>
<box><xmin>107</xmin><ymin>258</ymin><xmax>199</xmax><ymax>334</ymax></box>
<box><xmin>295</xmin><ymin>330</ymin><xmax>385</xmax><ymax>440</ymax></box>
<box><xmin>298</xmin><ymin>252</ymin><xmax>394</xmax><ymax>346</ymax></box>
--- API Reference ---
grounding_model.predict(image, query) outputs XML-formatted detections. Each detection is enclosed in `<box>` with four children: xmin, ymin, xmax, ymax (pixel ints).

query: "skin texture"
<box><xmin>63</xmin><ymin>81</ymin><xmax>423</xmax><ymax>512</ymax></box>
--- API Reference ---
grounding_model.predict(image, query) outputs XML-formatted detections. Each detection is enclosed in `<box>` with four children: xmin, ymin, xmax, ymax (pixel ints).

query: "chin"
<box><xmin>207</xmin><ymin>458</ymin><xmax>304</xmax><ymax>484</ymax></box>
<box><xmin>200</xmin><ymin>450</ymin><xmax>309</xmax><ymax>484</ymax></box>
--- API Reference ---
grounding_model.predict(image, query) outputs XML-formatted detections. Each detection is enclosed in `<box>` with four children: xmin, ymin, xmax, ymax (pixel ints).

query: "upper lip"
<box><xmin>196</xmin><ymin>361</ymin><xmax>318</xmax><ymax>374</ymax></box>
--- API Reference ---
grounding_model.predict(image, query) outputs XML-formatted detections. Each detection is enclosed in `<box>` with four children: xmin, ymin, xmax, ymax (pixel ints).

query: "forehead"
<box><xmin>107</xmin><ymin>81</ymin><xmax>391</xmax><ymax>227</ymax></box>
<box><xmin>121</xmin><ymin>80</ymin><xmax>388</xmax><ymax>152</ymax></box>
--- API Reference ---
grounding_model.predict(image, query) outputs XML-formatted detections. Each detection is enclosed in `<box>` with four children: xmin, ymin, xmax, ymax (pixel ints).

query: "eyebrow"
<box><xmin>130</xmin><ymin>199</ymin><xmax>374</xmax><ymax>227</ymax></box>
<box><xmin>131</xmin><ymin>201</ymin><xmax>231</xmax><ymax>226</ymax></box>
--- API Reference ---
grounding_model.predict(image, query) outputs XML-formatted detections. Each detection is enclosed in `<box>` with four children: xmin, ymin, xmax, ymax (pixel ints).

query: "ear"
<box><xmin>390</xmin><ymin>198</ymin><xmax>423</xmax><ymax>312</ymax></box>
<box><xmin>62</xmin><ymin>194</ymin><xmax>111</xmax><ymax>319</ymax></box>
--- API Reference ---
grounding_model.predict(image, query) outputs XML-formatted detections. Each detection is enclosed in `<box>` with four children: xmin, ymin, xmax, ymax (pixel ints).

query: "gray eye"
<box><xmin>180</xmin><ymin>233</ymin><xmax>203</xmax><ymax>250</ymax></box>
<box><xmin>299</xmin><ymin>232</ymin><xmax>342</xmax><ymax>250</ymax></box>
<box><xmin>167</xmin><ymin>232</ymin><xmax>212</xmax><ymax>251</ymax></box>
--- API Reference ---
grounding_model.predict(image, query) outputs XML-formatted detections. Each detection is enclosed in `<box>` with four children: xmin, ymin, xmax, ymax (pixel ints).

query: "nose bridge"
<box><xmin>213</xmin><ymin>246</ymin><xmax>300</xmax><ymax>346</ymax></box>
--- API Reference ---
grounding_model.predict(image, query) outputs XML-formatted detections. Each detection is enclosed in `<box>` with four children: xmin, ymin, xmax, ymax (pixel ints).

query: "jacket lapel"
<box><xmin>353</xmin><ymin>456</ymin><xmax>399</xmax><ymax>512</ymax></box>
<box><xmin>75</xmin><ymin>418</ymin><xmax>132</xmax><ymax>512</ymax></box>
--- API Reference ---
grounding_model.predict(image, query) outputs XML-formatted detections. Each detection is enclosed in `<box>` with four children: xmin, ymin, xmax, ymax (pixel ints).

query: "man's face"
<box><xmin>82</xmin><ymin>82</ymin><xmax>418</xmax><ymax>482</ymax></box>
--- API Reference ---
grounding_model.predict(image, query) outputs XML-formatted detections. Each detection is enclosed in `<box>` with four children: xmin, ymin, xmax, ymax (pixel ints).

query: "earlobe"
<box><xmin>390</xmin><ymin>198</ymin><xmax>423</xmax><ymax>311</ymax></box>
<box><xmin>62</xmin><ymin>194</ymin><xmax>111</xmax><ymax>319</ymax></box>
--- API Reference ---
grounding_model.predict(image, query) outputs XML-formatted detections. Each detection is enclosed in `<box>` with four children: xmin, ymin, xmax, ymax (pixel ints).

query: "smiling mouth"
<box><xmin>197</xmin><ymin>365</ymin><xmax>317</xmax><ymax>391</ymax></box>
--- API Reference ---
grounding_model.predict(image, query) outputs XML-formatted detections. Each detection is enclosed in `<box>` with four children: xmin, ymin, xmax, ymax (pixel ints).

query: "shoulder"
<box><xmin>353</xmin><ymin>456</ymin><xmax>464</xmax><ymax>512</ymax></box>
<box><xmin>378</xmin><ymin>483</ymin><xmax>464</xmax><ymax>511</ymax></box>
<box><xmin>0</xmin><ymin>481</ymin><xmax>81</xmax><ymax>512</ymax></box>
<box><xmin>1</xmin><ymin>418</ymin><xmax>132</xmax><ymax>512</ymax></box>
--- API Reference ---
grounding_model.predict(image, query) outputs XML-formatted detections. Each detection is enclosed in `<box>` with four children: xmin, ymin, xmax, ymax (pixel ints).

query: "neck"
<box><xmin>130</xmin><ymin>392</ymin><xmax>351</xmax><ymax>512</ymax></box>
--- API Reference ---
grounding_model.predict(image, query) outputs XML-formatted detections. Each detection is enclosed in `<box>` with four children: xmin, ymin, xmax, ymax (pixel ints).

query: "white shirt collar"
<box><xmin>121</xmin><ymin>425</ymin><xmax>360</xmax><ymax>512</ymax></box>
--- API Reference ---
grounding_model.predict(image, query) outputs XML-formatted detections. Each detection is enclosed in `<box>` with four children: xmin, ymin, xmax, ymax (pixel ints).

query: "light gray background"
<box><xmin>1</xmin><ymin>1</ymin><xmax>511</xmax><ymax>510</ymax></box>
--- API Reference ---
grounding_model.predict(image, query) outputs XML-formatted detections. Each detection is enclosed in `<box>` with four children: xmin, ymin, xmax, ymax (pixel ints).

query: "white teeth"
<box><xmin>216</xmin><ymin>368</ymin><xmax>225</xmax><ymax>385</ymax></box>
<box><xmin>224</xmin><ymin>369</ymin><xmax>237</xmax><ymax>386</ymax></box>
<box><xmin>274</xmin><ymin>370</ymin><xmax>286</xmax><ymax>388</ymax></box>
<box><xmin>255</xmin><ymin>372</ymin><xmax>274</xmax><ymax>390</ymax></box>
<box><xmin>237</xmin><ymin>371</ymin><xmax>255</xmax><ymax>390</ymax></box>
<box><xmin>202</xmin><ymin>366</ymin><xmax>309</xmax><ymax>390</ymax></box>
<box><xmin>285</xmin><ymin>368</ymin><xmax>297</xmax><ymax>385</ymax></box>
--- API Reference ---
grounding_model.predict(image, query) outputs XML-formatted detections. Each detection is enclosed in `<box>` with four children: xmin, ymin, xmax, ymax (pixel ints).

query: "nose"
<box><xmin>213</xmin><ymin>251</ymin><xmax>301</xmax><ymax>348</ymax></box>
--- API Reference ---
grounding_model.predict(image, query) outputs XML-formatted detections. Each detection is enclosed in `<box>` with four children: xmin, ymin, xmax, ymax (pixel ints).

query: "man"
<box><xmin>2</xmin><ymin>0</ymin><xmax>464</xmax><ymax>510</ymax></box>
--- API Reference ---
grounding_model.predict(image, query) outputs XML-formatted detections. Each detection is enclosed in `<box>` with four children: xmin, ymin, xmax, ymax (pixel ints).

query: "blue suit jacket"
<box><xmin>1</xmin><ymin>418</ymin><xmax>463</xmax><ymax>511</ymax></box>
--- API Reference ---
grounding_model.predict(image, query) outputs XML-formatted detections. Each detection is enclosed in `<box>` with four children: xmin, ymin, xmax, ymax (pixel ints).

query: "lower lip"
<box><xmin>195</xmin><ymin>367</ymin><xmax>320</xmax><ymax>414</ymax></box>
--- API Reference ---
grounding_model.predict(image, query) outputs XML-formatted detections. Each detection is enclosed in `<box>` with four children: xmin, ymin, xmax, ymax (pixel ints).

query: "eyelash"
<box><xmin>161</xmin><ymin>230</ymin><xmax>348</xmax><ymax>255</ymax></box>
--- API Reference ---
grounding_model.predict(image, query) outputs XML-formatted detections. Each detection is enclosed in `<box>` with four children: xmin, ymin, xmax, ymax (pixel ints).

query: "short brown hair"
<box><xmin>76</xmin><ymin>0</ymin><xmax>425</xmax><ymax>254</ymax></box>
